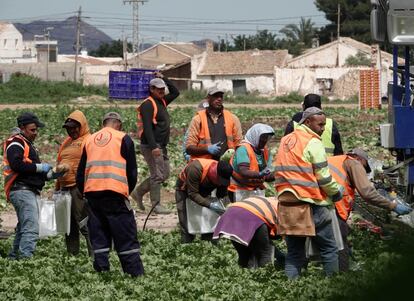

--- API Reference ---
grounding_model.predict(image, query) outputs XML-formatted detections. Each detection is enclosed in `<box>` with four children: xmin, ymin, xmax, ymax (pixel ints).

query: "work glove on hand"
<box><xmin>331</xmin><ymin>185</ymin><xmax>344</xmax><ymax>202</ymax></box>
<box><xmin>46</xmin><ymin>170</ymin><xmax>66</xmax><ymax>180</ymax></box>
<box><xmin>393</xmin><ymin>203</ymin><xmax>413</xmax><ymax>215</ymax></box>
<box><xmin>259</xmin><ymin>167</ymin><xmax>271</xmax><ymax>177</ymax></box>
<box><xmin>36</xmin><ymin>163</ymin><xmax>52</xmax><ymax>173</ymax></box>
<box><xmin>209</xmin><ymin>201</ymin><xmax>226</xmax><ymax>215</ymax></box>
<box><xmin>207</xmin><ymin>142</ymin><xmax>222</xmax><ymax>156</ymax></box>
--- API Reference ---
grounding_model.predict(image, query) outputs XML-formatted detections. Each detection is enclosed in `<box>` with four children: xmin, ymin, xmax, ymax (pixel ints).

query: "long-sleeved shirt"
<box><xmin>343</xmin><ymin>158</ymin><xmax>395</xmax><ymax>210</ymax></box>
<box><xmin>76</xmin><ymin>134</ymin><xmax>137</xmax><ymax>201</ymax></box>
<box><xmin>140</xmin><ymin>78</ymin><xmax>179</xmax><ymax>150</ymax></box>
<box><xmin>284</xmin><ymin>111</ymin><xmax>343</xmax><ymax>156</ymax></box>
<box><xmin>186</xmin><ymin>109</ymin><xmax>243</xmax><ymax>160</ymax></box>
<box><xmin>5</xmin><ymin>134</ymin><xmax>46</xmax><ymax>191</ymax></box>
<box><xmin>278</xmin><ymin>125</ymin><xmax>342</xmax><ymax>206</ymax></box>
<box><xmin>175</xmin><ymin>160</ymin><xmax>227</xmax><ymax>207</ymax></box>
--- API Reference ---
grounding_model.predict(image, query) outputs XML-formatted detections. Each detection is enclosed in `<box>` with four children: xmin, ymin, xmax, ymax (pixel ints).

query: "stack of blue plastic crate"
<box><xmin>109</xmin><ymin>68</ymin><xmax>157</xmax><ymax>100</ymax></box>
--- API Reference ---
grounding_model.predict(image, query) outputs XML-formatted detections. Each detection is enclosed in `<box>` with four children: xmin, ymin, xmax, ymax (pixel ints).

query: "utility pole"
<box><xmin>337</xmin><ymin>2</ymin><xmax>341</xmax><ymax>40</ymax></box>
<box><xmin>336</xmin><ymin>2</ymin><xmax>341</xmax><ymax>67</ymax></box>
<box><xmin>124</xmin><ymin>0</ymin><xmax>148</xmax><ymax>67</ymax></box>
<box><xmin>218</xmin><ymin>36</ymin><xmax>221</xmax><ymax>52</ymax></box>
<box><xmin>44</xmin><ymin>27</ymin><xmax>53</xmax><ymax>81</ymax></box>
<box><xmin>74</xmin><ymin>6</ymin><xmax>81</xmax><ymax>83</ymax></box>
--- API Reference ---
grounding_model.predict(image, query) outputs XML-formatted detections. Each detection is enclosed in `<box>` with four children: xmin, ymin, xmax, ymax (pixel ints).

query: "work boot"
<box><xmin>130</xmin><ymin>178</ymin><xmax>150</xmax><ymax>211</ymax></box>
<box><xmin>150</xmin><ymin>183</ymin><xmax>170</xmax><ymax>214</ymax></box>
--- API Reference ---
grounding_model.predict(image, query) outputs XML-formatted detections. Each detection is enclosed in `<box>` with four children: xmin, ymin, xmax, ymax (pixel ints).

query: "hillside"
<box><xmin>14</xmin><ymin>17</ymin><xmax>113</xmax><ymax>54</ymax></box>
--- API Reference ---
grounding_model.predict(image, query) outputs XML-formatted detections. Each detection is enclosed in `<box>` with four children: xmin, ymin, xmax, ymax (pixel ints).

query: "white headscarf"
<box><xmin>244</xmin><ymin>123</ymin><xmax>275</xmax><ymax>149</ymax></box>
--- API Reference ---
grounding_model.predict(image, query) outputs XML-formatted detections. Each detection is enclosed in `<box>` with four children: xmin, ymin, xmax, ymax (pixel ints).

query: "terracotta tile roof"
<box><xmin>198</xmin><ymin>49</ymin><xmax>289</xmax><ymax>75</ymax></box>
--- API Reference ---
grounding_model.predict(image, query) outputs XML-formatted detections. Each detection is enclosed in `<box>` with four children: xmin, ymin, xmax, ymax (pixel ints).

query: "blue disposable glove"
<box><xmin>209</xmin><ymin>201</ymin><xmax>226</xmax><ymax>215</ymax></box>
<box><xmin>331</xmin><ymin>185</ymin><xmax>344</xmax><ymax>202</ymax></box>
<box><xmin>36</xmin><ymin>163</ymin><xmax>52</xmax><ymax>173</ymax></box>
<box><xmin>259</xmin><ymin>167</ymin><xmax>271</xmax><ymax>177</ymax></box>
<box><xmin>393</xmin><ymin>203</ymin><xmax>413</xmax><ymax>215</ymax></box>
<box><xmin>207</xmin><ymin>142</ymin><xmax>222</xmax><ymax>156</ymax></box>
<box><xmin>184</xmin><ymin>153</ymin><xmax>191</xmax><ymax>162</ymax></box>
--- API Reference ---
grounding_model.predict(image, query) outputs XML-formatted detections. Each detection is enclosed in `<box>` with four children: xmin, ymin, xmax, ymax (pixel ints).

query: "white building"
<box><xmin>0</xmin><ymin>22</ymin><xmax>25</xmax><ymax>63</ymax></box>
<box><xmin>192</xmin><ymin>42</ymin><xmax>290</xmax><ymax>95</ymax></box>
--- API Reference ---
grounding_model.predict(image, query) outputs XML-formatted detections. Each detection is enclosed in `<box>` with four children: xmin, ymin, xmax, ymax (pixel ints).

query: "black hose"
<box><xmin>142</xmin><ymin>200</ymin><xmax>160</xmax><ymax>231</ymax></box>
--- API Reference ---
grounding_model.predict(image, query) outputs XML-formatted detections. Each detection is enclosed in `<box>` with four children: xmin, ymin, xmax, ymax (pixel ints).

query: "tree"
<box><xmin>315</xmin><ymin>0</ymin><xmax>371</xmax><ymax>44</ymax></box>
<box><xmin>89</xmin><ymin>39</ymin><xmax>132</xmax><ymax>57</ymax></box>
<box><xmin>279</xmin><ymin>17</ymin><xmax>317</xmax><ymax>55</ymax></box>
<box><xmin>231</xmin><ymin>30</ymin><xmax>278</xmax><ymax>51</ymax></box>
<box><xmin>345</xmin><ymin>51</ymin><xmax>371</xmax><ymax>66</ymax></box>
<box><xmin>280</xmin><ymin>17</ymin><xmax>316</xmax><ymax>48</ymax></box>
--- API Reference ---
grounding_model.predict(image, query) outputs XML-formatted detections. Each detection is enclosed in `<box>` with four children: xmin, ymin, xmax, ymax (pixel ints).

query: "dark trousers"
<box><xmin>87</xmin><ymin>197</ymin><xmax>144</xmax><ymax>277</ymax></box>
<box><xmin>232</xmin><ymin>224</ymin><xmax>281</xmax><ymax>268</ymax></box>
<box><xmin>64</xmin><ymin>186</ymin><xmax>92</xmax><ymax>256</ymax></box>
<box><xmin>338</xmin><ymin>216</ymin><xmax>351</xmax><ymax>272</ymax></box>
<box><xmin>175</xmin><ymin>188</ymin><xmax>213</xmax><ymax>243</ymax></box>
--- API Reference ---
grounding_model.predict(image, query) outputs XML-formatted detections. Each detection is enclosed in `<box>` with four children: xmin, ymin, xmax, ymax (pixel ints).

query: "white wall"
<box><xmin>83</xmin><ymin>65</ymin><xmax>124</xmax><ymax>86</ymax></box>
<box><xmin>274</xmin><ymin>67</ymin><xmax>373</xmax><ymax>99</ymax></box>
<box><xmin>0</xmin><ymin>24</ymin><xmax>24</xmax><ymax>61</ymax></box>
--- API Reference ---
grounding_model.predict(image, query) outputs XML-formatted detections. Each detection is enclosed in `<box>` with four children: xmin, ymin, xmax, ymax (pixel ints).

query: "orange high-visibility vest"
<box><xmin>328</xmin><ymin>155</ymin><xmax>356</xmax><ymax>221</ymax></box>
<box><xmin>84</xmin><ymin>127</ymin><xmax>129</xmax><ymax>197</ymax></box>
<box><xmin>231</xmin><ymin>196</ymin><xmax>279</xmax><ymax>237</ymax></box>
<box><xmin>136</xmin><ymin>96</ymin><xmax>167</xmax><ymax>139</ymax></box>
<box><xmin>274</xmin><ymin>129</ymin><xmax>326</xmax><ymax>201</ymax></box>
<box><xmin>191</xmin><ymin>109</ymin><xmax>236</xmax><ymax>160</ymax></box>
<box><xmin>2</xmin><ymin>135</ymin><xmax>33</xmax><ymax>201</ymax></box>
<box><xmin>228</xmin><ymin>142</ymin><xmax>269</xmax><ymax>192</ymax></box>
<box><xmin>178</xmin><ymin>158</ymin><xmax>216</xmax><ymax>190</ymax></box>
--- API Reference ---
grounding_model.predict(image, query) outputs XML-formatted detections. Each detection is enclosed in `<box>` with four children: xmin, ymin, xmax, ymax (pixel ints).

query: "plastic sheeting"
<box><xmin>186</xmin><ymin>198</ymin><xmax>221</xmax><ymax>234</ymax></box>
<box><xmin>37</xmin><ymin>197</ymin><xmax>57</xmax><ymax>238</ymax></box>
<box><xmin>53</xmin><ymin>191</ymin><xmax>72</xmax><ymax>235</ymax></box>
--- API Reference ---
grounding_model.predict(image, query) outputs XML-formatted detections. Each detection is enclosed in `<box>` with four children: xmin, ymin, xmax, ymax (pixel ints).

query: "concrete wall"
<box><xmin>83</xmin><ymin>65</ymin><xmax>124</xmax><ymax>86</ymax></box>
<box><xmin>0</xmin><ymin>62</ymin><xmax>78</xmax><ymax>81</ymax></box>
<box><xmin>193</xmin><ymin>74</ymin><xmax>274</xmax><ymax>96</ymax></box>
<box><xmin>274</xmin><ymin>67</ymin><xmax>374</xmax><ymax>99</ymax></box>
<box><xmin>0</xmin><ymin>24</ymin><xmax>24</xmax><ymax>61</ymax></box>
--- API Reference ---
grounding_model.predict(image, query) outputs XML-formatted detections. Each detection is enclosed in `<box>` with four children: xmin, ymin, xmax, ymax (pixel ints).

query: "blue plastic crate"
<box><xmin>108</xmin><ymin>69</ymin><xmax>158</xmax><ymax>100</ymax></box>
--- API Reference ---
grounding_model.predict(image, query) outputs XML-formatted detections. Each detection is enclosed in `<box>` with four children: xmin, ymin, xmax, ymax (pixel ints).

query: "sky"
<box><xmin>0</xmin><ymin>0</ymin><xmax>327</xmax><ymax>44</ymax></box>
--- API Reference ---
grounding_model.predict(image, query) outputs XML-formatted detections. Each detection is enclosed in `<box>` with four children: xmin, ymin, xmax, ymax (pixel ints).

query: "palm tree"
<box><xmin>280</xmin><ymin>17</ymin><xmax>316</xmax><ymax>48</ymax></box>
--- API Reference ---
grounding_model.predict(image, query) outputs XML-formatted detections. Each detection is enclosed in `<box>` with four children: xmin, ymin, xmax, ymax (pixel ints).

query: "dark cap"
<box><xmin>348</xmin><ymin>148</ymin><xmax>372</xmax><ymax>173</ymax></box>
<box><xmin>102</xmin><ymin>112</ymin><xmax>122</xmax><ymax>123</ymax></box>
<box><xmin>17</xmin><ymin>112</ymin><xmax>45</xmax><ymax>128</ymax></box>
<box><xmin>217</xmin><ymin>161</ymin><xmax>233</xmax><ymax>187</ymax></box>
<box><xmin>207</xmin><ymin>86</ymin><xmax>224</xmax><ymax>96</ymax></box>
<box><xmin>303</xmin><ymin>94</ymin><xmax>322</xmax><ymax>109</ymax></box>
<box><xmin>299</xmin><ymin>107</ymin><xmax>325</xmax><ymax>124</ymax></box>
<box><xmin>62</xmin><ymin>118</ymin><xmax>81</xmax><ymax>128</ymax></box>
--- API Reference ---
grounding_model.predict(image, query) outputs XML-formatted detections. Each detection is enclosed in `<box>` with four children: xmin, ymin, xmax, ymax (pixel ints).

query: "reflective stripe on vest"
<box><xmin>191</xmin><ymin>109</ymin><xmax>236</xmax><ymax>160</ymax></box>
<box><xmin>274</xmin><ymin>128</ymin><xmax>326</xmax><ymax>201</ymax></box>
<box><xmin>294</xmin><ymin>118</ymin><xmax>334</xmax><ymax>156</ymax></box>
<box><xmin>230</xmin><ymin>196</ymin><xmax>278</xmax><ymax>236</ymax></box>
<box><xmin>84</xmin><ymin>127</ymin><xmax>129</xmax><ymax>197</ymax></box>
<box><xmin>136</xmin><ymin>96</ymin><xmax>167</xmax><ymax>139</ymax></box>
<box><xmin>228</xmin><ymin>143</ymin><xmax>269</xmax><ymax>192</ymax></box>
<box><xmin>2</xmin><ymin>135</ymin><xmax>32</xmax><ymax>201</ymax></box>
<box><xmin>328</xmin><ymin>155</ymin><xmax>356</xmax><ymax>221</ymax></box>
<box><xmin>178</xmin><ymin>158</ymin><xmax>216</xmax><ymax>190</ymax></box>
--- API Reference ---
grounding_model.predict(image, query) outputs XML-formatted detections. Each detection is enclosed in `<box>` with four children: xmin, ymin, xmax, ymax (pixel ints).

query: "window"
<box><xmin>15</xmin><ymin>39</ymin><xmax>18</xmax><ymax>48</ymax></box>
<box><xmin>3</xmin><ymin>39</ymin><xmax>7</xmax><ymax>48</ymax></box>
<box><xmin>232</xmin><ymin>79</ymin><xmax>247</xmax><ymax>95</ymax></box>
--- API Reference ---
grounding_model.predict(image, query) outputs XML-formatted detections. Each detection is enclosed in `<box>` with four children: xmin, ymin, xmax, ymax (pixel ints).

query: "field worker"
<box><xmin>3</xmin><ymin>112</ymin><xmax>62</xmax><ymax>259</ymax></box>
<box><xmin>228</xmin><ymin>123</ymin><xmax>275</xmax><ymax>202</ymax></box>
<box><xmin>284</xmin><ymin>94</ymin><xmax>343</xmax><ymax>156</ymax></box>
<box><xmin>274</xmin><ymin>107</ymin><xmax>344</xmax><ymax>279</ymax></box>
<box><xmin>131</xmin><ymin>71</ymin><xmax>180</xmax><ymax>214</ymax></box>
<box><xmin>182</xmin><ymin>99</ymin><xmax>209</xmax><ymax>162</ymax></box>
<box><xmin>76</xmin><ymin>112</ymin><xmax>144</xmax><ymax>277</ymax></box>
<box><xmin>328</xmin><ymin>148</ymin><xmax>412</xmax><ymax>272</ymax></box>
<box><xmin>175</xmin><ymin>158</ymin><xmax>233</xmax><ymax>243</ymax></box>
<box><xmin>185</xmin><ymin>87</ymin><xmax>243</xmax><ymax>161</ymax></box>
<box><xmin>213</xmin><ymin>196</ymin><xmax>285</xmax><ymax>269</ymax></box>
<box><xmin>55</xmin><ymin>110</ymin><xmax>92</xmax><ymax>256</ymax></box>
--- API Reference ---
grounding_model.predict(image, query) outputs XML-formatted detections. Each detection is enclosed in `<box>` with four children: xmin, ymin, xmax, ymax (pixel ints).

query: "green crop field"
<box><xmin>0</xmin><ymin>104</ymin><xmax>413</xmax><ymax>300</ymax></box>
